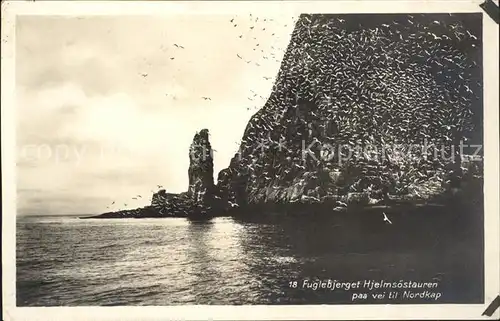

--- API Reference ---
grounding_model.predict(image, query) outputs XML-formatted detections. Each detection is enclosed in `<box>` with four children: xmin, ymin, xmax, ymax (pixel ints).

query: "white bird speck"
<box><xmin>382</xmin><ymin>212</ymin><xmax>392</xmax><ymax>224</ymax></box>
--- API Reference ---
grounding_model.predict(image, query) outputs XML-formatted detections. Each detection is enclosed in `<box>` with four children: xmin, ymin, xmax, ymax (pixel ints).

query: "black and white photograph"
<box><xmin>2</xmin><ymin>1</ymin><xmax>499</xmax><ymax>320</ymax></box>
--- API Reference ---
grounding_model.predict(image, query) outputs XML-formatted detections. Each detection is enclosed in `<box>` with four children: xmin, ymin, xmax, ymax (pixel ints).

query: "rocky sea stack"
<box><xmin>86</xmin><ymin>13</ymin><xmax>482</xmax><ymax>219</ymax></box>
<box><xmin>91</xmin><ymin>129</ymin><xmax>221</xmax><ymax>218</ymax></box>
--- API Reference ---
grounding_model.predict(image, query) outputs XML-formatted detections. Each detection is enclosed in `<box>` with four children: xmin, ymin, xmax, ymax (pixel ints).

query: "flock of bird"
<box><xmin>223</xmin><ymin>14</ymin><xmax>481</xmax><ymax>206</ymax></box>
<box><xmin>138</xmin><ymin>14</ymin><xmax>296</xmax><ymax>112</ymax></box>
<box><xmin>106</xmin><ymin>194</ymin><xmax>144</xmax><ymax>210</ymax></box>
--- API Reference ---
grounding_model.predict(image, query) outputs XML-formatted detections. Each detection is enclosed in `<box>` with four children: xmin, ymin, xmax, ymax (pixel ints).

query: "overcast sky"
<box><xmin>16</xmin><ymin>15</ymin><xmax>297</xmax><ymax>215</ymax></box>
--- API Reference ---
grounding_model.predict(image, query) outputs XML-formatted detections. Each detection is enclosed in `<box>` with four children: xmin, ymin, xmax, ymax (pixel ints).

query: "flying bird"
<box><xmin>202</xmin><ymin>97</ymin><xmax>211</xmax><ymax>100</ymax></box>
<box><xmin>237</xmin><ymin>54</ymin><xmax>243</xmax><ymax>59</ymax></box>
<box><xmin>140</xmin><ymin>73</ymin><xmax>148</xmax><ymax>77</ymax></box>
<box><xmin>382</xmin><ymin>212</ymin><xmax>392</xmax><ymax>224</ymax></box>
<box><xmin>173</xmin><ymin>44</ymin><xmax>184</xmax><ymax>49</ymax></box>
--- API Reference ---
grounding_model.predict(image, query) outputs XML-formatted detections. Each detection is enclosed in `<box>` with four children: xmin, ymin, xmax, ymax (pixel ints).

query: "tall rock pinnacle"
<box><xmin>188</xmin><ymin>129</ymin><xmax>215</xmax><ymax>205</ymax></box>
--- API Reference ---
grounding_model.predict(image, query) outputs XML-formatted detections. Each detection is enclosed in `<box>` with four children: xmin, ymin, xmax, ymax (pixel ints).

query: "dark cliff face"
<box><xmin>218</xmin><ymin>13</ymin><xmax>483</xmax><ymax>206</ymax></box>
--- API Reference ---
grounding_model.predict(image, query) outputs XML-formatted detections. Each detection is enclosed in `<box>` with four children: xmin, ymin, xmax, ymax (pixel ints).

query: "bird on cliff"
<box><xmin>382</xmin><ymin>212</ymin><xmax>392</xmax><ymax>224</ymax></box>
<box><xmin>336</xmin><ymin>201</ymin><xmax>348</xmax><ymax>207</ymax></box>
<box><xmin>157</xmin><ymin>185</ymin><xmax>163</xmax><ymax>189</ymax></box>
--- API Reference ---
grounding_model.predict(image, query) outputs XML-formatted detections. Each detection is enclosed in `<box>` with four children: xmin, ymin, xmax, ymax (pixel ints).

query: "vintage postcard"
<box><xmin>2</xmin><ymin>0</ymin><xmax>499</xmax><ymax>320</ymax></box>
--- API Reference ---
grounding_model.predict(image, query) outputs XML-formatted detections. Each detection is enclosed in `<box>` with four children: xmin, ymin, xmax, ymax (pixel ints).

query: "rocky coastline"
<box><xmin>83</xmin><ymin>13</ymin><xmax>482</xmax><ymax>220</ymax></box>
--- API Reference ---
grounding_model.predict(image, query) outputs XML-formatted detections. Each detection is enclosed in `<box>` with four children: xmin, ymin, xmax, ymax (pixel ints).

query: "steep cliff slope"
<box><xmin>218</xmin><ymin>13</ymin><xmax>483</xmax><ymax>207</ymax></box>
